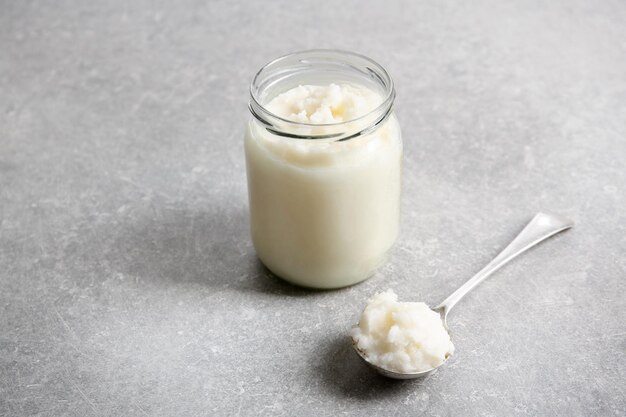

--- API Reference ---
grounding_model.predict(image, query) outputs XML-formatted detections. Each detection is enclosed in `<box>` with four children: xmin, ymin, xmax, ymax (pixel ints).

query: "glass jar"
<box><xmin>244</xmin><ymin>50</ymin><xmax>402</xmax><ymax>289</ymax></box>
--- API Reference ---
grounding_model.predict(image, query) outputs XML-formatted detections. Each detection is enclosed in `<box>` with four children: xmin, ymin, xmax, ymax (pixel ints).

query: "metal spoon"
<box><xmin>352</xmin><ymin>211</ymin><xmax>574</xmax><ymax>379</ymax></box>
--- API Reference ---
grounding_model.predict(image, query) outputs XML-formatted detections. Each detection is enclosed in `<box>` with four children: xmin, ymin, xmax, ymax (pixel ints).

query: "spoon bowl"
<box><xmin>351</xmin><ymin>340</ymin><xmax>441</xmax><ymax>380</ymax></box>
<box><xmin>352</xmin><ymin>305</ymin><xmax>450</xmax><ymax>379</ymax></box>
<box><xmin>352</xmin><ymin>212</ymin><xmax>574</xmax><ymax>379</ymax></box>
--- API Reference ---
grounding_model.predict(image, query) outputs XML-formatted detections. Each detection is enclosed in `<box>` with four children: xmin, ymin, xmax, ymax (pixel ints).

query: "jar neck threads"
<box><xmin>249</xmin><ymin>50</ymin><xmax>395</xmax><ymax>141</ymax></box>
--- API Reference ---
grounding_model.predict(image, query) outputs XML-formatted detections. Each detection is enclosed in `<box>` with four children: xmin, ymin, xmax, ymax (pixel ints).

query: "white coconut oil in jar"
<box><xmin>245</xmin><ymin>50</ymin><xmax>402</xmax><ymax>289</ymax></box>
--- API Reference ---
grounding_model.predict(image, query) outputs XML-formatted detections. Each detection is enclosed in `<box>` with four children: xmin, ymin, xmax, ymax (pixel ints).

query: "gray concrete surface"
<box><xmin>1</xmin><ymin>0</ymin><xmax>626</xmax><ymax>416</ymax></box>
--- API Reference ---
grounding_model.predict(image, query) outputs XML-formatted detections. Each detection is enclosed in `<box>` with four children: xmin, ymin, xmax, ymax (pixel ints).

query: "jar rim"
<box><xmin>249</xmin><ymin>49</ymin><xmax>395</xmax><ymax>137</ymax></box>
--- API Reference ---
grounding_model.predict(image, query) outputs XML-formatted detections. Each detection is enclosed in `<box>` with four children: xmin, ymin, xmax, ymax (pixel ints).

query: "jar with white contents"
<box><xmin>245</xmin><ymin>50</ymin><xmax>402</xmax><ymax>289</ymax></box>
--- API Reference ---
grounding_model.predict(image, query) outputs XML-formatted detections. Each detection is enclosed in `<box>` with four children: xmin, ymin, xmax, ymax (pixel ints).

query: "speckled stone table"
<box><xmin>1</xmin><ymin>0</ymin><xmax>625</xmax><ymax>416</ymax></box>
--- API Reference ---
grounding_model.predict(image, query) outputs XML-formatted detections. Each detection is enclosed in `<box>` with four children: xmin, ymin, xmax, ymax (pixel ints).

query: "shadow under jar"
<box><xmin>244</xmin><ymin>50</ymin><xmax>402</xmax><ymax>289</ymax></box>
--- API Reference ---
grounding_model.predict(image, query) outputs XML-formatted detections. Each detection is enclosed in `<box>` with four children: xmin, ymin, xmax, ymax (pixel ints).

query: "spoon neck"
<box><xmin>434</xmin><ymin>212</ymin><xmax>574</xmax><ymax>318</ymax></box>
<box><xmin>434</xmin><ymin>285</ymin><xmax>467</xmax><ymax>316</ymax></box>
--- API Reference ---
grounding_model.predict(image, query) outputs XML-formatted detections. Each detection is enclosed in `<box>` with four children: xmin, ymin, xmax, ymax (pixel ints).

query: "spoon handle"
<box><xmin>435</xmin><ymin>212</ymin><xmax>574</xmax><ymax>317</ymax></box>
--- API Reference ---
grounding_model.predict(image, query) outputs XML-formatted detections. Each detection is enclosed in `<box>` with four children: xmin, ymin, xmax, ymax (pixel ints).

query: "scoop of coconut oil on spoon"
<box><xmin>351</xmin><ymin>212</ymin><xmax>574</xmax><ymax>379</ymax></box>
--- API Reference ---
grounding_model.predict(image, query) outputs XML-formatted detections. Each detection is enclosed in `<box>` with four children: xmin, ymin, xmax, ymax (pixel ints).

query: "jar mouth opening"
<box><xmin>249</xmin><ymin>49</ymin><xmax>395</xmax><ymax>135</ymax></box>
